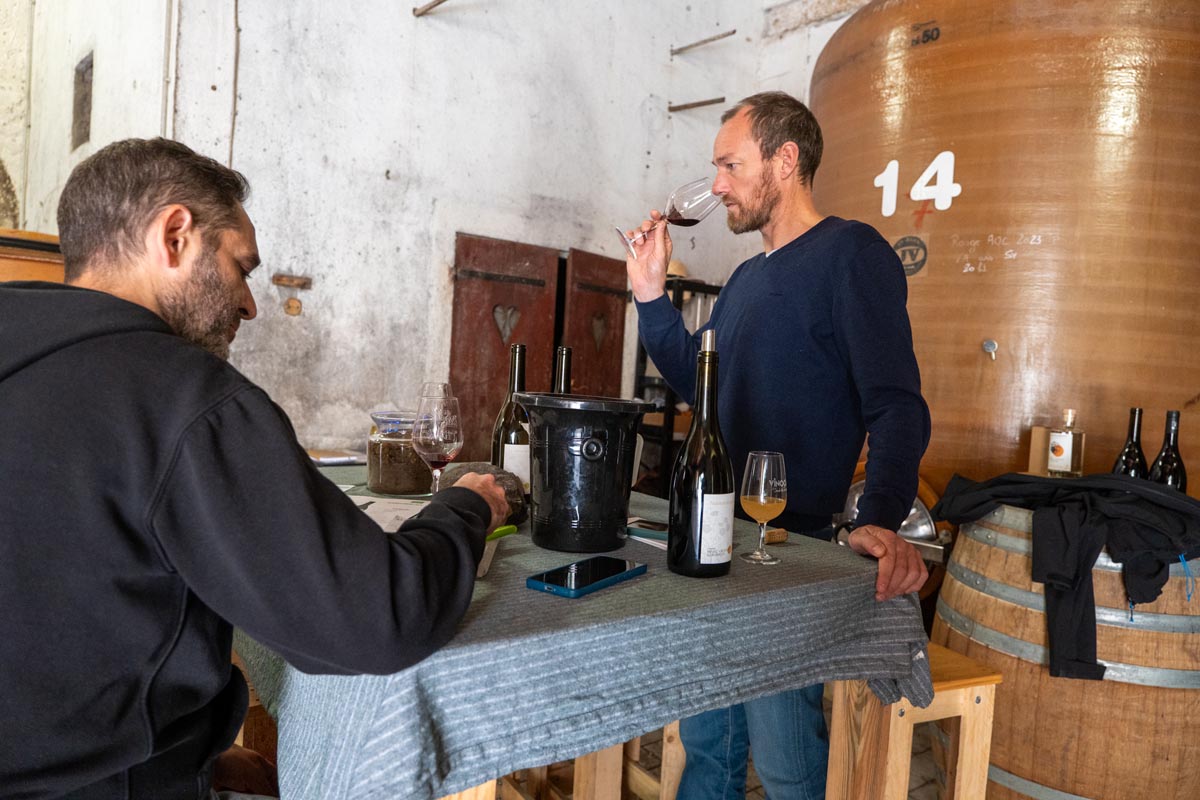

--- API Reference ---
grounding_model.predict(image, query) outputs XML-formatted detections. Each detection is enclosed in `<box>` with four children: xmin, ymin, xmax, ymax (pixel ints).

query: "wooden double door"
<box><xmin>448</xmin><ymin>233</ymin><xmax>628</xmax><ymax>462</ymax></box>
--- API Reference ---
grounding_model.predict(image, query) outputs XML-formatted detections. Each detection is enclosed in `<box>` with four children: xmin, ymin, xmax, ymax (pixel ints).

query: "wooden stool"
<box><xmin>622</xmin><ymin>721</ymin><xmax>684</xmax><ymax>800</ymax></box>
<box><xmin>826</xmin><ymin>642</ymin><xmax>1002</xmax><ymax>800</ymax></box>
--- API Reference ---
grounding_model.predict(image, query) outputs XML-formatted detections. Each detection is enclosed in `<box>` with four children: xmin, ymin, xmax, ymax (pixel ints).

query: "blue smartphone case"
<box><xmin>526</xmin><ymin>559</ymin><xmax>647</xmax><ymax>599</ymax></box>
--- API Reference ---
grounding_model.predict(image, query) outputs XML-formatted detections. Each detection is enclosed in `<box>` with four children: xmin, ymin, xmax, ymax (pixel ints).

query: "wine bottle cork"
<box><xmin>764</xmin><ymin>527</ymin><xmax>788</xmax><ymax>544</ymax></box>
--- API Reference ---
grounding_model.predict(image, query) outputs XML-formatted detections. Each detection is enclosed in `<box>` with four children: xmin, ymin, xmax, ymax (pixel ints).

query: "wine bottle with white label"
<box><xmin>668</xmin><ymin>329</ymin><xmax>734</xmax><ymax>577</ymax></box>
<box><xmin>491</xmin><ymin>343</ymin><xmax>531</xmax><ymax>497</ymax></box>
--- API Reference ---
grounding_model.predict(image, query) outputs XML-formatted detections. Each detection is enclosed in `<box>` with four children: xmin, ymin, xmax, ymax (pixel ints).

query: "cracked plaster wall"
<box><xmin>0</xmin><ymin>0</ymin><xmax>31</xmax><ymax>227</ymax></box>
<box><xmin>18</xmin><ymin>0</ymin><xmax>867</xmax><ymax>449</ymax></box>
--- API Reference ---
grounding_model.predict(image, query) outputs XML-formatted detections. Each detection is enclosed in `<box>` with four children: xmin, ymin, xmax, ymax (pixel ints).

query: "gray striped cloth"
<box><xmin>235</xmin><ymin>492</ymin><xmax>932</xmax><ymax>799</ymax></box>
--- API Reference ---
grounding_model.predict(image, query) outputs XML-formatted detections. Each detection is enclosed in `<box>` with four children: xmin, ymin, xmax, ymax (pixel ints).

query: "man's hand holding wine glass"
<box><xmin>845</xmin><ymin>525</ymin><xmax>928</xmax><ymax>601</ymax></box>
<box><xmin>624</xmin><ymin>209</ymin><xmax>673</xmax><ymax>303</ymax></box>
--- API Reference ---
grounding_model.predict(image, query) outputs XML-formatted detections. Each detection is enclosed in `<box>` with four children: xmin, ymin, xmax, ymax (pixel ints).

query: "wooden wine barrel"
<box><xmin>809</xmin><ymin>1</ymin><xmax>1200</xmax><ymax>497</ymax></box>
<box><xmin>931</xmin><ymin>504</ymin><xmax>1200</xmax><ymax>799</ymax></box>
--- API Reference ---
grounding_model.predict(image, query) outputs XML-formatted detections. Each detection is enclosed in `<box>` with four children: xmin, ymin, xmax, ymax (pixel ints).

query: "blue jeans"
<box><xmin>677</xmin><ymin>685</ymin><xmax>828</xmax><ymax>800</ymax></box>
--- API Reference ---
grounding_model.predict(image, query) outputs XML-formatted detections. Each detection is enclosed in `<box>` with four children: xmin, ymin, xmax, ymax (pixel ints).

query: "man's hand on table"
<box><xmin>847</xmin><ymin>524</ymin><xmax>929</xmax><ymax>601</ymax></box>
<box><xmin>449</xmin><ymin>472</ymin><xmax>510</xmax><ymax>534</ymax></box>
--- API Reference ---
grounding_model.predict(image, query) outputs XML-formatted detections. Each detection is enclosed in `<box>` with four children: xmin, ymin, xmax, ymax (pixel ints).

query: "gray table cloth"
<box><xmin>235</xmin><ymin>473</ymin><xmax>932</xmax><ymax>800</ymax></box>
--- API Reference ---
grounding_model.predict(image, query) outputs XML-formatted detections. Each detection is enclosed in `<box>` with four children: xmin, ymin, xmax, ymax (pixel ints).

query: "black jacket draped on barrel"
<box><xmin>933</xmin><ymin>473</ymin><xmax>1200</xmax><ymax>680</ymax></box>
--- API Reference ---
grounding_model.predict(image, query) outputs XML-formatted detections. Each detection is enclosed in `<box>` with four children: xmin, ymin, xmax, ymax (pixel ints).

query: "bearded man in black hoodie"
<box><xmin>0</xmin><ymin>138</ymin><xmax>508</xmax><ymax>799</ymax></box>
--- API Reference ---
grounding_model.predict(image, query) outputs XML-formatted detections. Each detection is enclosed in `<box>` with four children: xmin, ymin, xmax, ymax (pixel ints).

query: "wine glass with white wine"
<box><xmin>740</xmin><ymin>451</ymin><xmax>786</xmax><ymax>564</ymax></box>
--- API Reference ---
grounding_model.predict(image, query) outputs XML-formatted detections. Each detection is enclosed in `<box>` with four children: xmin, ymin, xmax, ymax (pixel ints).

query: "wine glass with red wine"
<box><xmin>616</xmin><ymin>178</ymin><xmax>723</xmax><ymax>258</ymax></box>
<box><xmin>413</xmin><ymin>392</ymin><xmax>463</xmax><ymax>494</ymax></box>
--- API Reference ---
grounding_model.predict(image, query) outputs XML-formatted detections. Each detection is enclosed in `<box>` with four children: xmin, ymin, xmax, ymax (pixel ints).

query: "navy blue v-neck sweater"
<box><xmin>637</xmin><ymin>216</ymin><xmax>930</xmax><ymax>534</ymax></box>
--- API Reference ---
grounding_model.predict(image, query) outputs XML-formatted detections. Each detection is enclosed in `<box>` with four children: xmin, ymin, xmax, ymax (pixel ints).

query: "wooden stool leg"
<box><xmin>880</xmin><ymin>705</ymin><xmax>915</xmax><ymax>800</ymax></box>
<box><xmin>826</xmin><ymin>681</ymin><xmax>854</xmax><ymax>799</ymax></box>
<box><xmin>439</xmin><ymin>780</ymin><xmax>497</xmax><ymax>800</ymax></box>
<box><xmin>659</xmin><ymin>721</ymin><xmax>685</xmax><ymax>800</ymax></box>
<box><xmin>950</xmin><ymin>684</ymin><xmax>995</xmax><ymax>800</ymax></box>
<box><xmin>574</xmin><ymin>742</ymin><xmax>624</xmax><ymax>800</ymax></box>
<box><xmin>521</xmin><ymin>765</ymin><xmax>549</xmax><ymax>800</ymax></box>
<box><xmin>940</xmin><ymin>716</ymin><xmax>962</xmax><ymax>799</ymax></box>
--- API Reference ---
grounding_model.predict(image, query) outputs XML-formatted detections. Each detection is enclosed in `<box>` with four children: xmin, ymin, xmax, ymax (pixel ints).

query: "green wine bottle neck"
<box><xmin>1163</xmin><ymin>411</ymin><xmax>1180</xmax><ymax>448</ymax></box>
<box><xmin>693</xmin><ymin>353</ymin><xmax>720</xmax><ymax>432</ymax></box>
<box><xmin>553</xmin><ymin>346</ymin><xmax>571</xmax><ymax>393</ymax></box>
<box><xmin>509</xmin><ymin>344</ymin><xmax>526</xmax><ymax>394</ymax></box>
<box><xmin>1127</xmin><ymin>407</ymin><xmax>1143</xmax><ymax>443</ymax></box>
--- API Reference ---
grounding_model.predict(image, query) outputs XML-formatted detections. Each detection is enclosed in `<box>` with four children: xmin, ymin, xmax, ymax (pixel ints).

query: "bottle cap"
<box><xmin>701</xmin><ymin>329</ymin><xmax>716</xmax><ymax>353</ymax></box>
<box><xmin>1063</xmin><ymin>408</ymin><xmax>1076</xmax><ymax>427</ymax></box>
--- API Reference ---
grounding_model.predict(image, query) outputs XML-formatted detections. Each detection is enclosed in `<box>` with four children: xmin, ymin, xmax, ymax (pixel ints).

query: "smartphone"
<box><xmin>526</xmin><ymin>556</ymin><xmax>647</xmax><ymax>599</ymax></box>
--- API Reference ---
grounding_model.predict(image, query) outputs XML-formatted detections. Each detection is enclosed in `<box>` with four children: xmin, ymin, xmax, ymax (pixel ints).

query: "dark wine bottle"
<box><xmin>1148</xmin><ymin>410</ymin><xmax>1187</xmax><ymax>492</ymax></box>
<box><xmin>553</xmin><ymin>346</ymin><xmax>572</xmax><ymax>394</ymax></box>
<box><xmin>491</xmin><ymin>344</ymin><xmax>531</xmax><ymax>496</ymax></box>
<box><xmin>668</xmin><ymin>330</ymin><xmax>734</xmax><ymax>577</ymax></box>
<box><xmin>1111</xmin><ymin>407</ymin><xmax>1149</xmax><ymax>479</ymax></box>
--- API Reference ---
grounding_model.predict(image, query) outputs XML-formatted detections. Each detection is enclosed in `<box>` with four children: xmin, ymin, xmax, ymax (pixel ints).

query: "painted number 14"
<box><xmin>873</xmin><ymin>150</ymin><xmax>962</xmax><ymax>217</ymax></box>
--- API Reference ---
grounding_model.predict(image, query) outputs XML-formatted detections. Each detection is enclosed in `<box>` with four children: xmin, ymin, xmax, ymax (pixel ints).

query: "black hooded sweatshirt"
<box><xmin>0</xmin><ymin>282</ymin><xmax>491</xmax><ymax>799</ymax></box>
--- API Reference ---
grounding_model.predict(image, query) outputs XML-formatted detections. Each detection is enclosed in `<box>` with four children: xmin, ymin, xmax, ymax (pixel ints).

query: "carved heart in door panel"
<box><xmin>493</xmin><ymin>305</ymin><xmax>520</xmax><ymax>344</ymax></box>
<box><xmin>591</xmin><ymin>314</ymin><xmax>606</xmax><ymax>352</ymax></box>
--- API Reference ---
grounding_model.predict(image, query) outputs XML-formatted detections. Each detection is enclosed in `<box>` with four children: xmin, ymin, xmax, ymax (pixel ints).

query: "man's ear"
<box><xmin>775</xmin><ymin>141</ymin><xmax>801</xmax><ymax>182</ymax></box>
<box><xmin>147</xmin><ymin>204</ymin><xmax>197</xmax><ymax>270</ymax></box>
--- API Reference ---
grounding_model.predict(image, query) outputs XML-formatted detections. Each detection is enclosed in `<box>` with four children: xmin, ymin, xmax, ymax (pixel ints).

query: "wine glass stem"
<box><xmin>757</xmin><ymin>521</ymin><xmax>768</xmax><ymax>554</ymax></box>
<box><xmin>431</xmin><ymin>468</ymin><xmax>442</xmax><ymax>494</ymax></box>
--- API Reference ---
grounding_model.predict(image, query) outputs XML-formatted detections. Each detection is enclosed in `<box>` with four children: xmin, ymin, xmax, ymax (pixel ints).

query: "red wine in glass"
<box><xmin>616</xmin><ymin>178</ymin><xmax>722</xmax><ymax>257</ymax></box>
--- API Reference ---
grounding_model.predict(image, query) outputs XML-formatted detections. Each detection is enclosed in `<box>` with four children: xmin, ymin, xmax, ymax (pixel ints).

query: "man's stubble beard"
<box><xmin>157</xmin><ymin>246</ymin><xmax>240</xmax><ymax>361</ymax></box>
<box><xmin>726</xmin><ymin>169</ymin><xmax>781</xmax><ymax>235</ymax></box>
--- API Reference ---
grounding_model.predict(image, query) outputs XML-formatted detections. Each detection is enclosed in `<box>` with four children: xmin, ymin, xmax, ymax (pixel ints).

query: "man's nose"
<box><xmin>711</xmin><ymin>175</ymin><xmax>728</xmax><ymax>197</ymax></box>
<box><xmin>239</xmin><ymin>285</ymin><xmax>257</xmax><ymax>320</ymax></box>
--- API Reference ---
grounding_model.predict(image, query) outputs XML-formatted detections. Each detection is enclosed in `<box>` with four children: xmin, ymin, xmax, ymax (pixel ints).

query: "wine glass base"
<box><xmin>740</xmin><ymin>550</ymin><xmax>780</xmax><ymax>565</ymax></box>
<box><xmin>614</xmin><ymin>226</ymin><xmax>638</xmax><ymax>259</ymax></box>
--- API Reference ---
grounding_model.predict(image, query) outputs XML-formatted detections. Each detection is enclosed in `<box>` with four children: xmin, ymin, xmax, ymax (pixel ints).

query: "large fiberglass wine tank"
<box><xmin>808</xmin><ymin>0</ymin><xmax>1200</xmax><ymax>496</ymax></box>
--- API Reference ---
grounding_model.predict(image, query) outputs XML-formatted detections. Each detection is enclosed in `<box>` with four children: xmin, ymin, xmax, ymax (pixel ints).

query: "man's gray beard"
<box><xmin>727</xmin><ymin>171</ymin><xmax>781</xmax><ymax>235</ymax></box>
<box><xmin>157</xmin><ymin>248</ymin><xmax>238</xmax><ymax>361</ymax></box>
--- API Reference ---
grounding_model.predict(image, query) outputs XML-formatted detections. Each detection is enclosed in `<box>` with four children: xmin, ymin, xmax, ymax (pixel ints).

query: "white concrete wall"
<box><xmin>17</xmin><ymin>0</ymin><xmax>869</xmax><ymax>449</ymax></box>
<box><xmin>0</xmin><ymin>0</ymin><xmax>32</xmax><ymax>227</ymax></box>
<box><xmin>23</xmin><ymin>0</ymin><xmax>174</xmax><ymax>230</ymax></box>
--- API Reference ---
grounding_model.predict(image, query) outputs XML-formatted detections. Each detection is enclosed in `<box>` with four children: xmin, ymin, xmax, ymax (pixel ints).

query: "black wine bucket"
<box><xmin>513</xmin><ymin>393</ymin><xmax>650</xmax><ymax>552</ymax></box>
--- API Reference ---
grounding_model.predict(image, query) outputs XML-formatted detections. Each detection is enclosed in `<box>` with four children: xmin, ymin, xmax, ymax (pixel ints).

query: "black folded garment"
<box><xmin>932</xmin><ymin>472</ymin><xmax>1200</xmax><ymax>680</ymax></box>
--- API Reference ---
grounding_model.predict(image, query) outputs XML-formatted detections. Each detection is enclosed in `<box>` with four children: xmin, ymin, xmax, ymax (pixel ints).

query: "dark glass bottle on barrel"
<box><xmin>491</xmin><ymin>343</ymin><xmax>531</xmax><ymax>498</ymax></box>
<box><xmin>668</xmin><ymin>330</ymin><xmax>734</xmax><ymax>577</ymax></box>
<box><xmin>1111</xmin><ymin>407</ymin><xmax>1148</xmax><ymax>479</ymax></box>
<box><xmin>1148</xmin><ymin>410</ymin><xmax>1187</xmax><ymax>492</ymax></box>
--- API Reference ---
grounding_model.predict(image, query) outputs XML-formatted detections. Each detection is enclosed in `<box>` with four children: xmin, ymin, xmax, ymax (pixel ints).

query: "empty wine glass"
<box><xmin>740</xmin><ymin>451</ymin><xmax>786</xmax><ymax>564</ymax></box>
<box><xmin>616</xmin><ymin>178</ymin><xmax>723</xmax><ymax>259</ymax></box>
<box><xmin>419</xmin><ymin>382</ymin><xmax>452</xmax><ymax>398</ymax></box>
<box><xmin>413</xmin><ymin>392</ymin><xmax>463</xmax><ymax>494</ymax></box>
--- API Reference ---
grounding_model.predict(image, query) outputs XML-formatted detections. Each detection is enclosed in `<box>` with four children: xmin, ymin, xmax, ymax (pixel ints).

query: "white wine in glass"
<box><xmin>616</xmin><ymin>178</ymin><xmax>723</xmax><ymax>259</ymax></box>
<box><xmin>740</xmin><ymin>451</ymin><xmax>785</xmax><ymax>565</ymax></box>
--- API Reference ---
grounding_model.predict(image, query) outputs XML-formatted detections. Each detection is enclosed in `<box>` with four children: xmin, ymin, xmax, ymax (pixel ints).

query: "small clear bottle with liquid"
<box><xmin>1047</xmin><ymin>408</ymin><xmax>1086</xmax><ymax>478</ymax></box>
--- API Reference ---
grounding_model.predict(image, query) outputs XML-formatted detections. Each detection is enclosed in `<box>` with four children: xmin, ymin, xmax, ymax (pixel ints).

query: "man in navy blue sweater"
<box><xmin>625</xmin><ymin>92</ymin><xmax>931</xmax><ymax>799</ymax></box>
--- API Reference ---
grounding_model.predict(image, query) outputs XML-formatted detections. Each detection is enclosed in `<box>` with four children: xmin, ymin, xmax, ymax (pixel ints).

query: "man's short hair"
<box><xmin>722</xmin><ymin>92</ymin><xmax>823</xmax><ymax>187</ymax></box>
<box><xmin>57</xmin><ymin>138</ymin><xmax>249</xmax><ymax>281</ymax></box>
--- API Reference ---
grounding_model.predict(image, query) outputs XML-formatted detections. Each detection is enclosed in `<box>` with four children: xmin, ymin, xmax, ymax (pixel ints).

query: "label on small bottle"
<box><xmin>503</xmin><ymin>443</ymin><xmax>531</xmax><ymax>493</ymax></box>
<box><xmin>699</xmin><ymin>492</ymin><xmax>734</xmax><ymax>564</ymax></box>
<box><xmin>1047</xmin><ymin>432</ymin><xmax>1074</xmax><ymax>472</ymax></box>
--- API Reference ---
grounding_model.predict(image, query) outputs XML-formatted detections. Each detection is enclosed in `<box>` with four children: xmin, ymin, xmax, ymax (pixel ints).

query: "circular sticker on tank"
<box><xmin>893</xmin><ymin>236</ymin><xmax>928</xmax><ymax>277</ymax></box>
